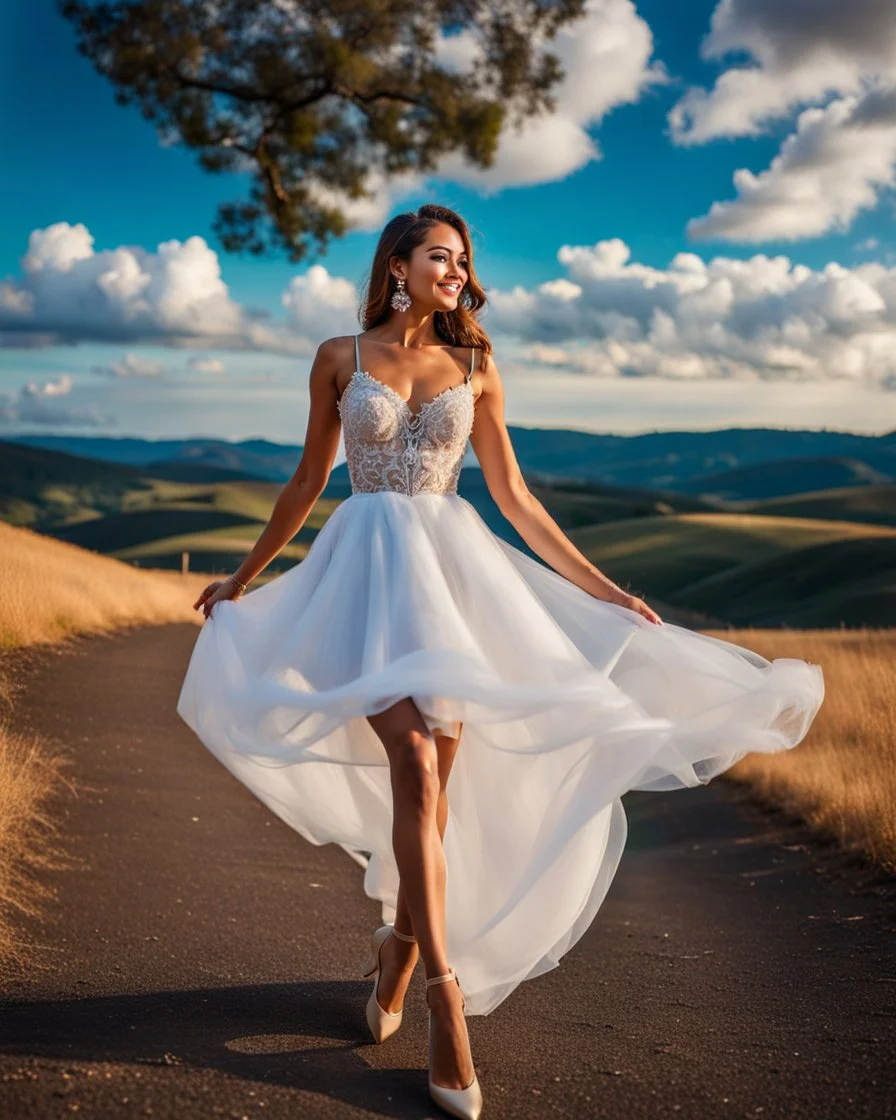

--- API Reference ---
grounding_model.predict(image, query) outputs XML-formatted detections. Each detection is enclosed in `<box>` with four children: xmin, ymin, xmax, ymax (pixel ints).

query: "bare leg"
<box><xmin>366</xmin><ymin>703</ymin><xmax>473</xmax><ymax>1089</ymax></box>
<box><xmin>394</xmin><ymin>722</ymin><xmax>462</xmax><ymax>930</ymax></box>
<box><xmin>374</xmin><ymin>724</ymin><xmax>463</xmax><ymax>1012</ymax></box>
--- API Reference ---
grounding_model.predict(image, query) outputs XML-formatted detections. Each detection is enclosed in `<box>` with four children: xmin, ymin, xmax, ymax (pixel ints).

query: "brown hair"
<box><xmin>359</xmin><ymin>203</ymin><xmax>492</xmax><ymax>359</ymax></box>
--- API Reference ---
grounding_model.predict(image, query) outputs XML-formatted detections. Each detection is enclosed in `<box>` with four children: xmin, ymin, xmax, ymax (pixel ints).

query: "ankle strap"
<box><xmin>425</xmin><ymin>968</ymin><xmax>456</xmax><ymax>988</ymax></box>
<box><xmin>390</xmin><ymin>925</ymin><xmax>417</xmax><ymax>943</ymax></box>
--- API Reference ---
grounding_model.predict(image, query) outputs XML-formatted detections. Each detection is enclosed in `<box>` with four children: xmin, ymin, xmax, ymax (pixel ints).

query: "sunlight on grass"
<box><xmin>0</xmin><ymin>715</ymin><xmax>76</xmax><ymax>979</ymax></box>
<box><xmin>0</xmin><ymin>520</ymin><xmax>211</xmax><ymax>649</ymax></box>
<box><xmin>708</xmin><ymin>627</ymin><xmax>896</xmax><ymax>872</ymax></box>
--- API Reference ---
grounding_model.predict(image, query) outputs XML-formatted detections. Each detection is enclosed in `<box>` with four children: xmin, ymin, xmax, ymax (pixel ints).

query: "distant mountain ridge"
<box><xmin>7</xmin><ymin>426</ymin><xmax>894</xmax><ymax>497</ymax></box>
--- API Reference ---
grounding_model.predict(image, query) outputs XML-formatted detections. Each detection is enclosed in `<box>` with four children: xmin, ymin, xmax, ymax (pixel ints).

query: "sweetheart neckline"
<box><xmin>342</xmin><ymin>368</ymin><xmax>473</xmax><ymax>421</ymax></box>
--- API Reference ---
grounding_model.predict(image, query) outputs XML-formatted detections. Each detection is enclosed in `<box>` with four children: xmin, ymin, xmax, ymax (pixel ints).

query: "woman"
<box><xmin>177</xmin><ymin>203</ymin><xmax>824</xmax><ymax>1120</ymax></box>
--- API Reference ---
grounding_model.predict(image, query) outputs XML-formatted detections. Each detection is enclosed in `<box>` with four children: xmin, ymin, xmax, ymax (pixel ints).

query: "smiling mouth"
<box><xmin>438</xmin><ymin>283</ymin><xmax>461</xmax><ymax>294</ymax></box>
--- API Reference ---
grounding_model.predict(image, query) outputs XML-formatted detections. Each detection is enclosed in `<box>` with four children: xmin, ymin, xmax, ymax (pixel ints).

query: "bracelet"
<box><xmin>225</xmin><ymin>574</ymin><xmax>248</xmax><ymax>592</ymax></box>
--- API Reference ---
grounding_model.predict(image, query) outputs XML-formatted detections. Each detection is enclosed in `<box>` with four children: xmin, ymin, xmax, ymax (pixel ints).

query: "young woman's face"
<box><xmin>395</xmin><ymin>223</ymin><xmax>469</xmax><ymax>312</ymax></box>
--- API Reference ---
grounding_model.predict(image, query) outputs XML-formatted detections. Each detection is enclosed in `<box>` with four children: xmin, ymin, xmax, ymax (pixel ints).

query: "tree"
<box><xmin>61</xmin><ymin>0</ymin><xmax>586</xmax><ymax>261</ymax></box>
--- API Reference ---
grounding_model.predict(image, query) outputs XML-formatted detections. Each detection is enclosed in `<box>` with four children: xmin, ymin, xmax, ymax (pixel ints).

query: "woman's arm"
<box><xmin>469</xmin><ymin>352</ymin><xmax>662</xmax><ymax>625</ymax></box>
<box><xmin>194</xmin><ymin>339</ymin><xmax>344</xmax><ymax>613</ymax></box>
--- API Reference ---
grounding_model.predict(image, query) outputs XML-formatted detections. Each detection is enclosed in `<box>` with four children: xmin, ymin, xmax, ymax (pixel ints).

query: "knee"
<box><xmin>391</xmin><ymin>729</ymin><xmax>440</xmax><ymax>814</ymax></box>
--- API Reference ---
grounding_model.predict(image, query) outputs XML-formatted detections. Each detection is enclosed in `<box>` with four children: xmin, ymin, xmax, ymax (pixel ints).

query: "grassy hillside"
<box><xmin>0</xmin><ymin>520</ymin><xmax>210</xmax><ymax>649</ymax></box>
<box><xmin>4</xmin><ymin>439</ymin><xmax>894</xmax><ymax>626</ymax></box>
<box><xmin>526</xmin><ymin>478</ymin><xmax>716</xmax><ymax>530</ymax></box>
<box><xmin>569</xmin><ymin>512</ymin><xmax>896</xmax><ymax>623</ymax></box>
<box><xmin>51</xmin><ymin>482</ymin><xmax>340</xmax><ymax>575</ymax></box>
<box><xmin>0</xmin><ymin>442</ymin><xmax>342</xmax><ymax>575</ymax></box>
<box><xmin>0</xmin><ymin>440</ymin><xmax>155</xmax><ymax>528</ymax></box>
<box><xmin>745</xmin><ymin>483</ymin><xmax>896</xmax><ymax>528</ymax></box>
<box><xmin>671</xmin><ymin>536</ymin><xmax>896</xmax><ymax>627</ymax></box>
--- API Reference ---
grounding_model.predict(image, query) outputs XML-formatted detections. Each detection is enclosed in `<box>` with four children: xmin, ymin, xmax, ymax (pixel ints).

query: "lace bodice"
<box><xmin>337</xmin><ymin>334</ymin><xmax>476</xmax><ymax>496</ymax></box>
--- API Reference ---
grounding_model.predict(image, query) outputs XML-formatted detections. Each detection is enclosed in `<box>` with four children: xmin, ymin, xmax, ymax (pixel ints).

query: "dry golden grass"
<box><xmin>0</xmin><ymin>520</ymin><xmax>211</xmax><ymax>650</ymax></box>
<box><xmin>0</xmin><ymin>520</ymin><xmax>216</xmax><ymax>976</ymax></box>
<box><xmin>706</xmin><ymin>627</ymin><xmax>896</xmax><ymax>873</ymax></box>
<box><xmin>0</xmin><ymin>714</ymin><xmax>78</xmax><ymax>980</ymax></box>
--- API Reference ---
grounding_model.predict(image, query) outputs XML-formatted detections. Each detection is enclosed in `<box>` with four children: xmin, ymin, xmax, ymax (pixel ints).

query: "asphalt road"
<box><xmin>0</xmin><ymin>623</ymin><xmax>894</xmax><ymax>1120</ymax></box>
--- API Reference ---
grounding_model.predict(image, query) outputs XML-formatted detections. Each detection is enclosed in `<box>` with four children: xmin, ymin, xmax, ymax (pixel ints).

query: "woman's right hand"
<box><xmin>623</xmin><ymin>594</ymin><xmax>664</xmax><ymax>626</ymax></box>
<box><xmin>193</xmin><ymin>578</ymin><xmax>242</xmax><ymax>620</ymax></box>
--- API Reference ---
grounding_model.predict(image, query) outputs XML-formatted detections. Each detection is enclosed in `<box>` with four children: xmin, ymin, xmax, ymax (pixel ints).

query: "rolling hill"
<box><xmin>568</xmin><ymin>512</ymin><xmax>896</xmax><ymax>624</ymax></box>
<box><xmin>669</xmin><ymin>536</ymin><xmax>896</xmax><ymax>628</ymax></box>
<box><xmin>3</xmin><ymin>439</ymin><xmax>893</xmax><ymax>626</ymax></box>
<box><xmin>9</xmin><ymin>426</ymin><xmax>895</xmax><ymax>491</ymax></box>
<box><xmin>745</xmin><ymin>483</ymin><xmax>896</xmax><ymax>528</ymax></box>
<box><xmin>676</xmin><ymin>456</ymin><xmax>891</xmax><ymax>501</ymax></box>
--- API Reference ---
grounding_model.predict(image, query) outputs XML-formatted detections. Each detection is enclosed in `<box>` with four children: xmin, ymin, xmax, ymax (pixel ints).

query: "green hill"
<box><xmin>670</xmin><ymin>536</ymin><xmax>896</xmax><ymax>627</ymax></box>
<box><xmin>0</xmin><ymin>440</ymin><xmax>338</xmax><ymax>576</ymax></box>
<box><xmin>527</xmin><ymin>478</ymin><xmax>716</xmax><ymax>530</ymax></box>
<box><xmin>0</xmin><ymin>439</ymin><xmax>154</xmax><ymax>528</ymax></box>
<box><xmin>677</xmin><ymin>455</ymin><xmax>890</xmax><ymax>501</ymax></box>
<box><xmin>745</xmin><ymin>483</ymin><xmax>896</xmax><ymax>528</ymax></box>
<box><xmin>4</xmin><ymin>439</ymin><xmax>894</xmax><ymax>623</ymax></box>
<box><xmin>568</xmin><ymin>512</ymin><xmax>896</xmax><ymax>612</ymax></box>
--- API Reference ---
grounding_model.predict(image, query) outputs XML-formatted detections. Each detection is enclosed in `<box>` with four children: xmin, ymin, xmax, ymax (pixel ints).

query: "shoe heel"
<box><xmin>360</xmin><ymin>923</ymin><xmax>416</xmax><ymax>976</ymax></box>
<box><xmin>360</xmin><ymin>924</ymin><xmax>391</xmax><ymax>978</ymax></box>
<box><xmin>426</xmin><ymin>969</ymin><xmax>483</xmax><ymax>1120</ymax></box>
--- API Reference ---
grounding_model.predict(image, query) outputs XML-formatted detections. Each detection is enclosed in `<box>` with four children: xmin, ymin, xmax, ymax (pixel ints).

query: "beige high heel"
<box><xmin>426</xmin><ymin>968</ymin><xmax>483</xmax><ymax>1120</ymax></box>
<box><xmin>360</xmin><ymin>923</ymin><xmax>418</xmax><ymax>1043</ymax></box>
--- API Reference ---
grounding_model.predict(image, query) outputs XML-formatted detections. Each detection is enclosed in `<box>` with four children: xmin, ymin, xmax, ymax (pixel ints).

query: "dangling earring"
<box><xmin>459</xmin><ymin>288</ymin><xmax>473</xmax><ymax>311</ymax></box>
<box><xmin>390</xmin><ymin>277</ymin><xmax>412</xmax><ymax>312</ymax></box>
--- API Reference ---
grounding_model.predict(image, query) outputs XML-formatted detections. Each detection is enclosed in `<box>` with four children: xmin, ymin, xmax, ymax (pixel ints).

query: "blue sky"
<box><xmin>1</xmin><ymin>0</ymin><xmax>895</xmax><ymax>442</ymax></box>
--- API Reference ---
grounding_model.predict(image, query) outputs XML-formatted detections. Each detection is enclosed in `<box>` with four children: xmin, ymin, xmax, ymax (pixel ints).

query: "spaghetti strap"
<box><xmin>467</xmin><ymin>347</ymin><xmax>476</xmax><ymax>382</ymax></box>
<box><xmin>354</xmin><ymin>333</ymin><xmax>361</xmax><ymax>373</ymax></box>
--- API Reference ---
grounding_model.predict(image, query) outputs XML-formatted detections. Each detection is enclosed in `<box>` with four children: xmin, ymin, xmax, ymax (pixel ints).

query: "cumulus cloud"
<box><xmin>688</xmin><ymin>86</ymin><xmax>896</xmax><ymax>242</ymax></box>
<box><xmin>0</xmin><ymin>223</ymin><xmax>361</xmax><ymax>354</ymax></box>
<box><xmin>0</xmin><ymin>222</ymin><xmax>281</xmax><ymax>350</ymax></box>
<box><xmin>487</xmin><ymin>237</ymin><xmax>896</xmax><ymax>389</ymax></box>
<box><xmin>669</xmin><ymin>0</ymin><xmax>896</xmax><ymax>145</ymax></box>
<box><xmin>669</xmin><ymin>1</ymin><xmax>896</xmax><ymax>243</ymax></box>
<box><xmin>281</xmin><ymin>264</ymin><xmax>360</xmax><ymax>340</ymax></box>
<box><xmin>0</xmin><ymin>374</ymin><xmax>115</xmax><ymax>428</ymax></box>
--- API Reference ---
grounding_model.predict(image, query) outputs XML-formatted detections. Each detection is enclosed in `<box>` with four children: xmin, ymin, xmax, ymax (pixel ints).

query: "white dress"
<box><xmin>176</xmin><ymin>333</ymin><xmax>825</xmax><ymax>1016</ymax></box>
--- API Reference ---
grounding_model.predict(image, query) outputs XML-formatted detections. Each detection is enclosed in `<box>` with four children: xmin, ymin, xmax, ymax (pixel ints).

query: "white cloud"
<box><xmin>281</xmin><ymin>264</ymin><xmax>360</xmax><ymax>340</ymax></box>
<box><xmin>0</xmin><ymin>223</ymin><xmax>361</xmax><ymax>354</ymax></box>
<box><xmin>669</xmin><ymin>0</ymin><xmax>896</xmax><ymax>145</ymax></box>
<box><xmin>688</xmin><ymin>86</ymin><xmax>896</xmax><ymax>242</ymax></box>
<box><xmin>188</xmin><ymin>356</ymin><xmax>226</xmax><ymax>375</ymax></box>
<box><xmin>488</xmin><ymin>238</ymin><xmax>896</xmax><ymax>389</ymax></box>
<box><xmin>304</xmin><ymin>167</ymin><xmax>426</xmax><ymax>234</ymax></box>
<box><xmin>0</xmin><ymin>373</ymin><xmax>115</xmax><ymax>428</ymax></box>
<box><xmin>91</xmin><ymin>352</ymin><xmax>168</xmax><ymax>379</ymax></box>
<box><xmin>0</xmin><ymin>223</ymin><xmax>258</xmax><ymax>349</ymax></box>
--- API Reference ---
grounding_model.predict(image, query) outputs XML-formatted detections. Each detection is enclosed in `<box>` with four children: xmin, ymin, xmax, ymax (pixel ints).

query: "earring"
<box><xmin>459</xmin><ymin>288</ymin><xmax>473</xmax><ymax>310</ymax></box>
<box><xmin>390</xmin><ymin>277</ymin><xmax>412</xmax><ymax>312</ymax></box>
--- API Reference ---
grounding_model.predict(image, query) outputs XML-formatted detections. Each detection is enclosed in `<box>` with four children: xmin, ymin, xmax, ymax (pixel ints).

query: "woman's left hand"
<box><xmin>623</xmin><ymin>594</ymin><xmax>664</xmax><ymax>626</ymax></box>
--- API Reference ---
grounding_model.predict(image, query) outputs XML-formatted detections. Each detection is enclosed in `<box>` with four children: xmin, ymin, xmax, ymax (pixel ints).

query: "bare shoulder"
<box><xmin>476</xmin><ymin>349</ymin><xmax>501</xmax><ymax>388</ymax></box>
<box><xmin>451</xmin><ymin>341</ymin><xmax>496</xmax><ymax>377</ymax></box>
<box><xmin>313</xmin><ymin>335</ymin><xmax>357</xmax><ymax>392</ymax></box>
<box><xmin>316</xmin><ymin>335</ymin><xmax>356</xmax><ymax>368</ymax></box>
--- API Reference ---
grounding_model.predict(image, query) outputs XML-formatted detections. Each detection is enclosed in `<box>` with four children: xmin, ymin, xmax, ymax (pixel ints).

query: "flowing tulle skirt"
<box><xmin>176</xmin><ymin>490</ymin><xmax>824</xmax><ymax>1015</ymax></box>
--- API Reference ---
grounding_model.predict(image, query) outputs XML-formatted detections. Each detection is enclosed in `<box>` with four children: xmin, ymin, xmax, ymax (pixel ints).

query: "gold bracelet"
<box><xmin>226</xmin><ymin>574</ymin><xmax>248</xmax><ymax>592</ymax></box>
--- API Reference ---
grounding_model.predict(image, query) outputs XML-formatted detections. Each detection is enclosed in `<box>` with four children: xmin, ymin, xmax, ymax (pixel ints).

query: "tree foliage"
<box><xmin>60</xmin><ymin>0</ymin><xmax>586</xmax><ymax>261</ymax></box>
